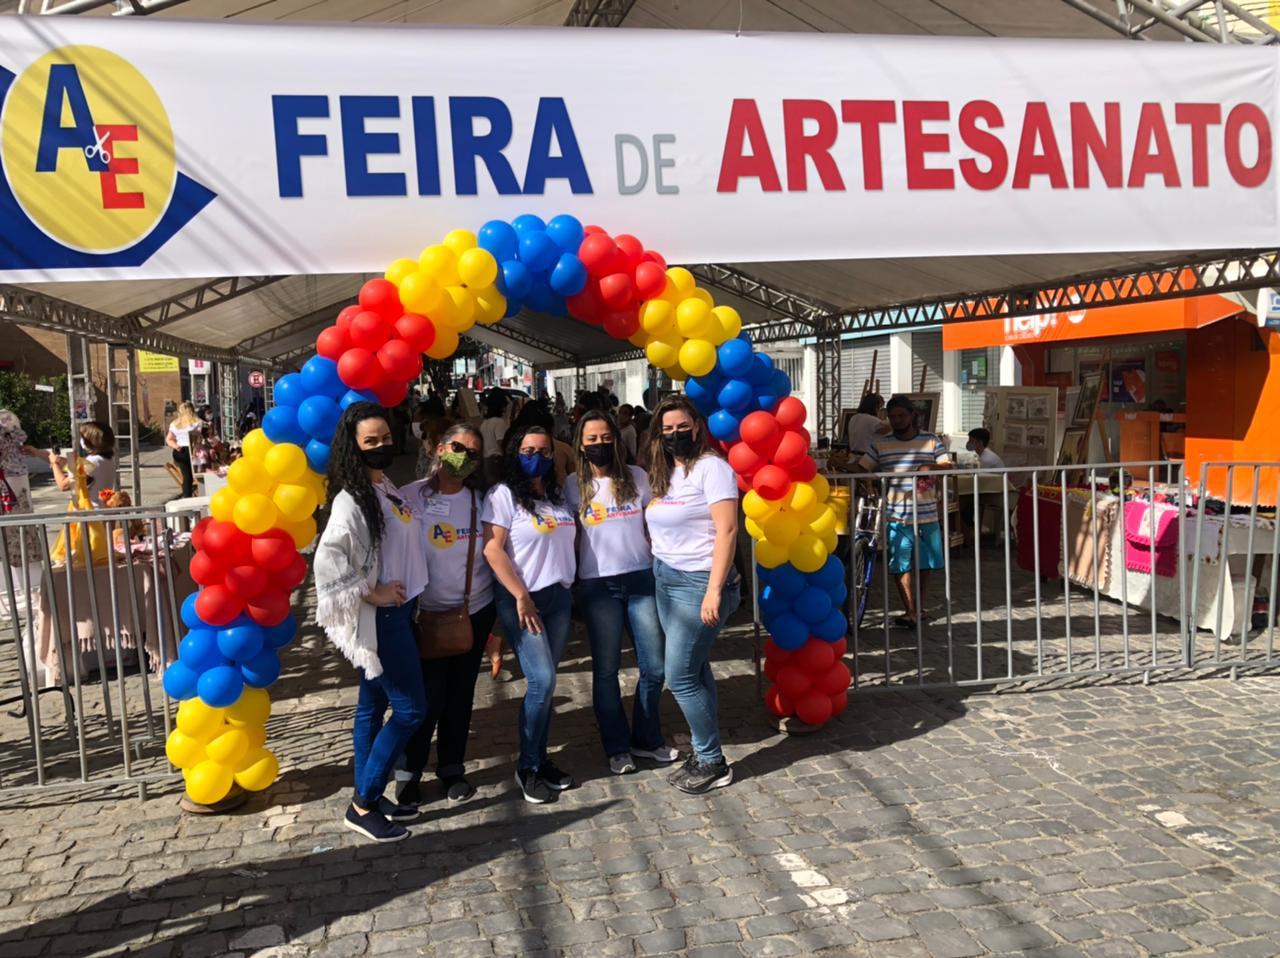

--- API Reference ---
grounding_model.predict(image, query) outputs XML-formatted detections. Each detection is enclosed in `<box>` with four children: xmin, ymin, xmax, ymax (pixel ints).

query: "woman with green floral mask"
<box><xmin>397</xmin><ymin>423</ymin><xmax>494</xmax><ymax>806</ymax></box>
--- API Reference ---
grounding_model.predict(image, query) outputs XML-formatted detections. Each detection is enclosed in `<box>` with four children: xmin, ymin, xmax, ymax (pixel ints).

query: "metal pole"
<box><xmin>973</xmin><ymin>471</ymin><xmax>982</xmax><ymax>682</ymax></box>
<box><xmin>1</xmin><ymin>529</ymin><xmax>41</xmax><ymax>784</ymax></box>
<box><xmin>1117</xmin><ymin>468</ymin><xmax>1130</xmax><ymax>670</ymax></box>
<box><xmin>1031</xmin><ymin>473</ymin><xmax>1043</xmax><ymax>676</ymax></box>
<box><xmin>940</xmin><ymin>473</ymin><xmax>954</xmax><ymax>684</ymax></box>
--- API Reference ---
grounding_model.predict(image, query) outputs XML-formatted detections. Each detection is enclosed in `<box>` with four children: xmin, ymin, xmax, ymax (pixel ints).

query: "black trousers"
<box><xmin>403</xmin><ymin>601</ymin><xmax>497</xmax><ymax>781</ymax></box>
<box><xmin>172</xmin><ymin>448</ymin><xmax>194</xmax><ymax>498</ymax></box>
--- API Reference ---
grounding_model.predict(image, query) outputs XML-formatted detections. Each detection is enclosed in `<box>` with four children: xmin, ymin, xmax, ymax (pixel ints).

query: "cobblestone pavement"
<box><xmin>2</xmin><ymin>586</ymin><xmax>1280</xmax><ymax>958</ymax></box>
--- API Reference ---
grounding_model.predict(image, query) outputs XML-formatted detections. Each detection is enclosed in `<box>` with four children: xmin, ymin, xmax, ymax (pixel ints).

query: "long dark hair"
<box><xmin>572</xmin><ymin>410</ymin><xmax>638</xmax><ymax>518</ymax></box>
<box><xmin>647</xmin><ymin>394</ymin><xmax>718</xmax><ymax>499</ymax></box>
<box><xmin>499</xmin><ymin>424</ymin><xmax>561</xmax><ymax>513</ymax></box>
<box><xmin>325</xmin><ymin>402</ymin><xmax>391</xmax><ymax>549</ymax></box>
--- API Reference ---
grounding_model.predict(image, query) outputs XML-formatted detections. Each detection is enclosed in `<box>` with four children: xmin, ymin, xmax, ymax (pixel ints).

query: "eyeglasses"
<box><xmin>519</xmin><ymin>448</ymin><xmax>554</xmax><ymax>459</ymax></box>
<box><xmin>449</xmin><ymin>441</ymin><xmax>481</xmax><ymax>461</ymax></box>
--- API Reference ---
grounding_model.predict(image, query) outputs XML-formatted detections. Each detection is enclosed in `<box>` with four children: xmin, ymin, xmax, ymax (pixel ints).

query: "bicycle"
<box><xmin>848</xmin><ymin>491</ymin><xmax>883</xmax><ymax>627</ymax></box>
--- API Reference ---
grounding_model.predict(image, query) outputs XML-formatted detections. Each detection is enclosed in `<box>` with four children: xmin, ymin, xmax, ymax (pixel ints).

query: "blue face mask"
<box><xmin>518</xmin><ymin>452</ymin><xmax>553</xmax><ymax>478</ymax></box>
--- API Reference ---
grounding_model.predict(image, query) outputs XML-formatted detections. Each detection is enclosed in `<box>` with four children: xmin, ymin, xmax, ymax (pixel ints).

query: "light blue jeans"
<box><xmin>579</xmin><ymin>568</ymin><xmax>666</xmax><ymax>759</ymax></box>
<box><xmin>493</xmin><ymin>583</ymin><xmax>572</xmax><ymax>771</ymax></box>
<box><xmin>653</xmin><ymin>559</ymin><xmax>741</xmax><ymax>765</ymax></box>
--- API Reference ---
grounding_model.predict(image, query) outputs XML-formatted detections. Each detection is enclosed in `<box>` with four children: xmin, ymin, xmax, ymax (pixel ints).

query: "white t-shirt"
<box><xmin>846</xmin><ymin>412</ymin><xmax>884</xmax><ymax>453</ymax></box>
<box><xmin>977</xmin><ymin>447</ymin><xmax>1005</xmax><ymax>470</ymax></box>
<box><xmin>646</xmin><ymin>456</ymin><xmax>739</xmax><ymax>572</ymax></box>
<box><xmin>81</xmin><ymin>453</ymin><xmax>117</xmax><ymax>509</ymax></box>
<box><xmin>402</xmin><ymin>482</ymin><xmax>494</xmax><ymax>614</ymax></box>
<box><xmin>481</xmin><ymin>484</ymin><xmax>577</xmax><ymax>593</ymax></box>
<box><xmin>374</xmin><ymin>480</ymin><xmax>430</xmax><ymax>601</ymax></box>
<box><xmin>480</xmin><ymin>417</ymin><xmax>507</xmax><ymax>458</ymax></box>
<box><xmin>564</xmin><ymin>466</ymin><xmax>652</xmax><ymax>579</ymax></box>
<box><xmin>169</xmin><ymin>422</ymin><xmax>199</xmax><ymax>449</ymax></box>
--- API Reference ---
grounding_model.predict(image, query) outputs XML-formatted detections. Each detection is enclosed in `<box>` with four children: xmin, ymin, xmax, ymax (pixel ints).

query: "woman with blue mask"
<box><xmin>481</xmin><ymin>423</ymin><xmax>577</xmax><ymax>804</ymax></box>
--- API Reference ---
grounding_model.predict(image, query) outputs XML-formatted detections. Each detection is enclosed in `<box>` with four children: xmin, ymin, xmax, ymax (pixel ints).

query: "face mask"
<box><xmin>965</xmin><ymin>442</ymin><xmax>975</xmax><ymax>452</ymax></box>
<box><xmin>518</xmin><ymin>452</ymin><xmax>553</xmax><ymax>478</ymax></box>
<box><xmin>411</xmin><ymin>423</ymin><xmax>424</xmax><ymax>439</ymax></box>
<box><xmin>440</xmin><ymin>449</ymin><xmax>477</xmax><ymax>479</ymax></box>
<box><xmin>582</xmin><ymin>443</ymin><xmax>614</xmax><ymax>468</ymax></box>
<box><xmin>662</xmin><ymin>431</ymin><xmax>697</xmax><ymax>459</ymax></box>
<box><xmin>359</xmin><ymin>445</ymin><xmax>395</xmax><ymax>470</ymax></box>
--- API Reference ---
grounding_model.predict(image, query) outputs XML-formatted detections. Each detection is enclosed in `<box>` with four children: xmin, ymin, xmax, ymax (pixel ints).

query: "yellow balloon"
<box><xmin>762</xmin><ymin>509</ymin><xmax>802</xmax><ymax>548</ymax></box>
<box><xmin>627</xmin><ymin>328</ymin><xmax>650</xmax><ymax>349</ymax></box>
<box><xmin>666</xmin><ymin>267</ymin><xmax>696</xmax><ymax>296</ymax></box>
<box><xmin>272</xmin><ymin>483</ymin><xmax>318</xmax><ymax>524</ymax></box>
<box><xmin>185</xmin><ymin>759</ymin><xmax>234</xmax><ymax>806</ymax></box>
<box><xmin>242</xmin><ymin>724</ymin><xmax>268</xmax><ymax>750</ymax></box>
<box><xmin>384</xmin><ymin>257</ymin><xmax>418</xmax><ymax>287</ymax></box>
<box><xmin>743</xmin><ymin>516</ymin><xmax>765</xmax><ymax>541</ymax></box>
<box><xmin>263</xmin><ymin>442</ymin><xmax>308</xmax><ymax>483</ymax></box>
<box><xmin>639</xmin><ymin>299</ymin><xmax>676</xmax><ymax>337</ymax></box>
<box><xmin>789</xmin><ymin>533</ymin><xmax>828</xmax><ymax>573</ymax></box>
<box><xmin>398</xmin><ymin>270</ymin><xmax>445</xmax><ymax>315</ymax></box>
<box><xmin>443</xmin><ymin>228</ymin><xmax>477</xmax><ymax>256</ymax></box>
<box><xmin>690</xmin><ymin>287</ymin><xmax>715</xmax><ymax>307</ymax></box>
<box><xmin>176</xmin><ymin>699</ymin><xmax>225</xmax><ymax>740</ymax></box>
<box><xmin>426</xmin><ymin>326</ymin><xmax>460</xmax><ymax>360</ymax></box>
<box><xmin>205</xmin><ymin>728</ymin><xmax>250</xmax><ymax>768</ymax></box>
<box><xmin>457</xmin><ymin>247</ymin><xmax>498</xmax><ymax>288</ymax></box>
<box><xmin>742</xmin><ymin>489</ymin><xmax>777</xmax><ymax>521</ymax></box>
<box><xmin>756</xmin><ymin>538</ymin><xmax>789</xmax><ymax>569</ymax></box>
<box><xmin>821</xmin><ymin>531</ymin><xmax>839</xmax><ymax>555</ymax></box>
<box><xmin>419</xmin><ymin>245</ymin><xmax>460</xmax><ymax>286</ymax></box>
<box><xmin>233</xmin><ymin>493</ymin><xmax>278</xmax><ymax>537</ymax></box>
<box><xmin>809</xmin><ymin>504</ymin><xmax>839</xmax><ymax>539</ymax></box>
<box><xmin>810</xmin><ymin>473</ymin><xmax>831</xmax><ymax>503</ymax></box>
<box><xmin>233</xmin><ymin>747</ymin><xmax>279</xmax><ymax>792</ymax></box>
<box><xmin>225</xmin><ymin>686</ymin><xmax>271</xmax><ymax>727</ymax></box>
<box><xmin>678</xmin><ymin>338</ymin><xmax>717</xmax><ymax>378</ymax></box>
<box><xmin>241</xmin><ymin>428</ymin><xmax>272</xmax><ymax>462</ymax></box>
<box><xmin>435</xmin><ymin>286</ymin><xmax>476</xmax><ymax>332</ymax></box>
<box><xmin>788</xmin><ymin>481</ymin><xmax>818</xmax><ymax>515</ymax></box>
<box><xmin>646</xmin><ymin>338</ymin><xmax>680</xmax><ymax>370</ymax></box>
<box><xmin>712</xmin><ymin>305</ymin><xmax>743</xmax><ymax>341</ymax></box>
<box><xmin>165</xmin><ymin>729</ymin><xmax>206</xmax><ymax>770</ymax></box>
<box><xmin>209</xmin><ymin>486</ymin><xmax>238</xmax><ymax>524</ymax></box>
<box><xmin>304</xmin><ymin>471</ymin><xmax>328</xmax><ymax>505</ymax></box>
<box><xmin>281</xmin><ymin>515</ymin><xmax>318</xmax><ymax>551</ymax></box>
<box><xmin>474</xmin><ymin>288</ymin><xmax>507</xmax><ymax>326</ymax></box>
<box><xmin>227</xmin><ymin>457</ymin><xmax>271</xmax><ymax>495</ymax></box>
<box><xmin>676</xmin><ymin>298</ymin><xmax>715</xmax><ymax>339</ymax></box>
<box><xmin>664</xmin><ymin>364</ymin><xmax>688</xmax><ymax>383</ymax></box>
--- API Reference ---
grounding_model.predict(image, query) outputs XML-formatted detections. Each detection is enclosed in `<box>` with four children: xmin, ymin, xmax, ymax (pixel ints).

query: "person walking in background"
<box><xmin>845</xmin><ymin>392</ymin><xmax>890</xmax><ymax>455</ymax></box>
<box><xmin>397</xmin><ymin>424</ymin><xmax>494</xmax><ymax>806</ymax></box>
<box><xmin>166</xmin><ymin>401</ymin><xmax>203</xmax><ymax>498</ymax></box>
<box><xmin>314</xmin><ymin>403</ymin><xmax>429</xmax><ymax>843</ymax></box>
<box><xmin>616</xmin><ymin>404</ymin><xmax>638</xmax><ymax>464</ymax></box>
<box><xmin>481</xmin><ymin>423</ymin><xmax>578</xmax><ymax>804</ymax></box>
<box><xmin>480</xmin><ymin>393</ymin><xmax>508</xmax><ymax>488</ymax></box>
<box><xmin>565</xmin><ymin>410</ymin><xmax>678</xmax><ymax>777</ymax></box>
<box><xmin>644</xmin><ymin>395</ymin><xmax>742</xmax><ymax>794</ymax></box>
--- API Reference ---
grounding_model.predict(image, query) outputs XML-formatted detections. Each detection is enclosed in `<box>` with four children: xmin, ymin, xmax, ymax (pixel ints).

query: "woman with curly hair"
<box><xmin>314</xmin><ymin>403</ymin><xmax>429</xmax><ymax>843</ymax></box>
<box><xmin>481</xmin><ymin>422</ymin><xmax>577</xmax><ymax>804</ymax></box>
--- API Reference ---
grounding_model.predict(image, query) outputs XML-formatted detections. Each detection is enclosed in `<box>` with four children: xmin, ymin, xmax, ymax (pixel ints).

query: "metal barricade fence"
<box><xmin>0</xmin><ymin>502</ymin><xmax>201</xmax><ymax>796</ymax></box>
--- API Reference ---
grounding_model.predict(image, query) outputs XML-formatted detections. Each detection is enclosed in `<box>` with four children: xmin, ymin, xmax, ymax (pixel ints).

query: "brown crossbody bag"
<box><xmin>414</xmin><ymin>490</ymin><xmax>476</xmax><ymax>659</ymax></box>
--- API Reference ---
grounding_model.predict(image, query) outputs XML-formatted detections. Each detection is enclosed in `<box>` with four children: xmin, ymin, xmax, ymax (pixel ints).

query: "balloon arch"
<box><xmin>161</xmin><ymin>214</ymin><xmax>852</xmax><ymax>806</ymax></box>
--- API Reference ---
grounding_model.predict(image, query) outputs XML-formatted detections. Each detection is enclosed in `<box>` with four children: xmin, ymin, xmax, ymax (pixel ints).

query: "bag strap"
<box><xmin>462</xmin><ymin>490</ymin><xmax>477</xmax><ymax>604</ymax></box>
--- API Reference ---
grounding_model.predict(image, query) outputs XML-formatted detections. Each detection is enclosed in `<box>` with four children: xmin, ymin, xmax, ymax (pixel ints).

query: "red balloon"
<box><xmin>815</xmin><ymin>661</ymin><xmax>852</xmax><ymax>696</ymax></box>
<box><xmin>602</xmin><ymin>310</ymin><xmax>640</xmax><ymax>340</ymax></box>
<box><xmin>335</xmin><ymin>304</ymin><xmax>361</xmax><ymax>332</ymax></box>
<box><xmin>764</xmin><ymin>684</ymin><xmax>793</xmax><ymax>718</ymax></box>
<box><xmin>739</xmin><ymin>411</ymin><xmax>780</xmax><ymax>451</ymax></box>
<box><xmin>374</xmin><ymin>379</ymin><xmax>408</xmax><ymax>409</ymax></box>
<box><xmin>775</xmin><ymin>664</ymin><xmax>812</xmax><ymax>700</ymax></box>
<box><xmin>337</xmin><ymin>348</ymin><xmax>381</xmax><ymax>391</ymax></box>
<box><xmin>634</xmin><ymin>261</ymin><xmax>667</xmax><ymax>300</ymax></box>
<box><xmin>736</xmin><ymin>473</ymin><xmax>752</xmax><ymax>494</ymax></box>
<box><xmin>753</xmin><ymin>465</ymin><xmax>792</xmax><ymax>501</ymax></box>
<box><xmin>614</xmin><ymin>234</ymin><xmax>644</xmax><ymax>269</ymax></box>
<box><xmin>578</xmin><ymin>233</ymin><xmax>618</xmax><ymax>277</ymax></box>
<box><xmin>395</xmin><ymin>313</ymin><xmax>436</xmax><ymax>354</ymax></box>
<box><xmin>359</xmin><ymin>278</ymin><xmax>403</xmax><ymax>321</ymax></box>
<box><xmin>316</xmin><ymin>325</ymin><xmax>349</xmax><ymax>360</ymax></box>
<box><xmin>189</xmin><ymin>550</ymin><xmax>227</xmax><ymax>587</ymax></box>
<box><xmin>250</xmin><ymin>529</ymin><xmax>297</xmax><ymax>572</ymax></box>
<box><xmin>763</xmin><ymin>656</ymin><xmax>783</xmax><ymax>681</ymax></box>
<box><xmin>195</xmin><ymin>584</ymin><xmax>243</xmax><ymax>627</ymax></box>
<box><xmin>225</xmin><ymin>564</ymin><xmax>269</xmax><ymax>600</ymax></box>
<box><xmin>348</xmin><ymin>311</ymin><xmax>391</xmax><ymax>352</ymax></box>
<box><xmin>763</xmin><ymin>638</ymin><xmax>793</xmax><ymax>664</ymax></box>
<box><xmin>830</xmin><ymin>637</ymin><xmax>848</xmax><ymax>658</ymax></box>
<box><xmin>794</xmin><ymin>638</ymin><xmax>836</xmax><ymax>675</ymax></box>
<box><xmin>795</xmin><ymin>690</ymin><xmax>834</xmax><ymax>727</ymax></box>
<box><xmin>829</xmin><ymin>690</ymin><xmax>849</xmax><ymax>717</ymax></box>
<box><xmin>280</xmin><ymin>553</ymin><xmax>308</xmax><ymax>591</ymax></box>
<box><xmin>566</xmin><ymin>286</ymin><xmax>603</xmax><ymax>325</ymax></box>
<box><xmin>773</xmin><ymin>430</ymin><xmax>810</xmax><ymax>471</ymax></box>
<box><xmin>202</xmin><ymin>521</ymin><xmax>252</xmax><ymax>565</ymax></box>
<box><xmin>598</xmin><ymin>273</ymin><xmax>634</xmax><ymax>309</ymax></box>
<box><xmin>774</xmin><ymin>396</ymin><xmax>808</xmax><ymax>431</ymax></box>
<box><xmin>727</xmin><ymin>441</ymin><xmax>765</xmax><ymax>478</ymax></box>
<box><xmin>790</xmin><ymin>456</ymin><xmax>818</xmax><ymax>483</ymax></box>
<box><xmin>583</xmin><ymin>224</ymin><xmax>605</xmax><ymax>235</ymax></box>
<box><xmin>641</xmin><ymin>249</ymin><xmax>667</xmax><ymax>270</ymax></box>
<box><xmin>378</xmin><ymin>339</ymin><xmax>421</xmax><ymax>382</ymax></box>
<box><xmin>246</xmin><ymin>590</ymin><xmax>292</xmax><ymax>627</ymax></box>
<box><xmin>191</xmin><ymin>517</ymin><xmax>213</xmax><ymax>554</ymax></box>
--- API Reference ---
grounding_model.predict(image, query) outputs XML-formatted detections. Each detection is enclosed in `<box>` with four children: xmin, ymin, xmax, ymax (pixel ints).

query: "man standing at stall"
<box><xmin>856</xmin><ymin>395</ymin><xmax>953</xmax><ymax>629</ymax></box>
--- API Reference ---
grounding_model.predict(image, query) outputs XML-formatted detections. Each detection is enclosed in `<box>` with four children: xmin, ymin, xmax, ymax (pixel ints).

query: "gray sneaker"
<box><xmin>609</xmin><ymin>753</ymin><xmax>637</xmax><ymax>775</ymax></box>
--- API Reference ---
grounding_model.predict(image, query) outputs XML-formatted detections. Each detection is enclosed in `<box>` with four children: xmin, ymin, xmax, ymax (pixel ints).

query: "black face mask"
<box><xmin>662</xmin><ymin>431</ymin><xmax>698</xmax><ymax>459</ymax></box>
<box><xmin>359</xmin><ymin>445</ymin><xmax>395</xmax><ymax>470</ymax></box>
<box><xmin>582</xmin><ymin>443</ymin><xmax>615</xmax><ymax>468</ymax></box>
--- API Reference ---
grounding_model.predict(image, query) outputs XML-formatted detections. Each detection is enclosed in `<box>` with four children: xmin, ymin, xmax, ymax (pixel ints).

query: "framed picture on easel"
<box><xmin>904</xmin><ymin>392</ymin><xmax>941</xmax><ymax>433</ymax></box>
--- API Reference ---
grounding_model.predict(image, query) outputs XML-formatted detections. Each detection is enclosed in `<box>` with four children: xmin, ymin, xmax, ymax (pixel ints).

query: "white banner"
<box><xmin>0</xmin><ymin>18</ymin><xmax>1276</xmax><ymax>281</ymax></box>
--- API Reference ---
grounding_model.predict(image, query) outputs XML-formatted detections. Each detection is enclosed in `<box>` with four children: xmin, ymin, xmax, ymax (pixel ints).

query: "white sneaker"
<box><xmin>632</xmin><ymin>745</ymin><xmax>680</xmax><ymax>764</ymax></box>
<box><xmin>609</xmin><ymin>753</ymin><xmax>637</xmax><ymax>775</ymax></box>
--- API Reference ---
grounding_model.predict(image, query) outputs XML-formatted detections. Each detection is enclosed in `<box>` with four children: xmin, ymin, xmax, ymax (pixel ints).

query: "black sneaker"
<box><xmin>377</xmin><ymin>797</ymin><xmax>420</xmax><ymax>822</ymax></box>
<box><xmin>394</xmin><ymin>778</ymin><xmax>424</xmax><ymax>808</ymax></box>
<box><xmin>442</xmin><ymin>777</ymin><xmax>476</xmax><ymax>802</ymax></box>
<box><xmin>515</xmin><ymin>768</ymin><xmax>555</xmax><ymax>804</ymax></box>
<box><xmin>344</xmin><ymin>805</ymin><xmax>409</xmax><ymax>843</ymax></box>
<box><xmin>536</xmin><ymin>760</ymin><xmax>575</xmax><ymax>791</ymax></box>
<box><xmin>670</xmin><ymin>759</ymin><xmax>733</xmax><ymax>795</ymax></box>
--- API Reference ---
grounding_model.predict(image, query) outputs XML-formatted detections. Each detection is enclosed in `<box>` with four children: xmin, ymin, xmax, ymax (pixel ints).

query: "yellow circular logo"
<box><xmin>583</xmin><ymin>502</ymin><xmax>607</xmax><ymax>527</ymax></box>
<box><xmin>530</xmin><ymin>512</ymin><xmax>560</xmax><ymax>535</ymax></box>
<box><xmin>1</xmin><ymin>45</ymin><xmax>176</xmax><ymax>253</ymax></box>
<box><xmin>429</xmin><ymin>522</ymin><xmax>458</xmax><ymax>549</ymax></box>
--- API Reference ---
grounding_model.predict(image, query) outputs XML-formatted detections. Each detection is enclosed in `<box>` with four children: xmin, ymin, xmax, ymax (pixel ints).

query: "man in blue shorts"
<box><xmin>856</xmin><ymin>395</ymin><xmax>953</xmax><ymax>628</ymax></box>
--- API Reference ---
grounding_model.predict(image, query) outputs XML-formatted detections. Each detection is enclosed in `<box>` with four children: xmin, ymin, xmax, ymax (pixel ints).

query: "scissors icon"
<box><xmin>83</xmin><ymin>130</ymin><xmax>112</xmax><ymax>165</ymax></box>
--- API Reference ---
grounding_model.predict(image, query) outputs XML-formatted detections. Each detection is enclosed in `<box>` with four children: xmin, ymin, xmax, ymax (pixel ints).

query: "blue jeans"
<box><xmin>494</xmin><ymin>583</ymin><xmax>572</xmax><ymax>771</ymax></box>
<box><xmin>353</xmin><ymin>597</ymin><xmax>427</xmax><ymax>808</ymax></box>
<box><xmin>653</xmin><ymin>559</ymin><xmax>741</xmax><ymax>765</ymax></box>
<box><xmin>579</xmin><ymin>569</ymin><xmax>666</xmax><ymax>759</ymax></box>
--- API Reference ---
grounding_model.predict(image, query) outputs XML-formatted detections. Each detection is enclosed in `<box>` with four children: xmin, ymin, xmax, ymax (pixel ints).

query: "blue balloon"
<box><xmin>300</xmin><ymin>356</ymin><xmax>344</xmax><ymax>400</ymax></box>
<box><xmin>181</xmin><ymin>592</ymin><xmax>205</xmax><ymax>630</ymax></box>
<box><xmin>519</xmin><ymin>231</ymin><xmax>559</xmax><ymax>272</ymax></box>
<box><xmin>298</xmin><ymin>395</ymin><xmax>342</xmax><ymax>441</ymax></box>
<box><xmin>503</xmin><ymin>298</ymin><xmax>522</xmax><ymax>318</ymax></box>
<box><xmin>759</xmin><ymin>585</ymin><xmax>791</xmax><ymax>622</ymax></box>
<box><xmin>794</xmin><ymin>587</ymin><xmax>833</xmax><ymax>626</ymax></box>
<box><xmin>264</xmin><ymin>613</ymin><xmax>298</xmax><ymax>650</ymax></box>
<box><xmin>814</xmin><ymin>609</ymin><xmax>848</xmax><ymax>642</ymax></box>
<box><xmin>756</xmin><ymin>369</ymin><xmax>792</xmax><ymax>412</ymax></box>
<box><xmin>217</xmin><ymin>624</ymin><xmax>266</xmax><ymax>663</ymax></box>
<box><xmin>717</xmin><ymin>338</ymin><xmax>754</xmax><ymax>379</ymax></box>
<box><xmin>197</xmin><ymin>665</ymin><xmax>244</xmax><ymax>709</ymax></box>
<box><xmin>828</xmin><ymin>581</ymin><xmax>849</xmax><ymax>607</ymax></box>
<box><xmin>769</xmin><ymin>564</ymin><xmax>807</xmax><ymax>600</ymax></box>
<box><xmin>262</xmin><ymin>406</ymin><xmax>308</xmax><ymax>447</ymax></box>
<box><xmin>746</xmin><ymin>353</ymin><xmax>775</xmax><ymax>386</ymax></box>
<box><xmin>545</xmin><ymin>214</ymin><xmax>585</xmax><ymax>253</ymax></box>
<box><xmin>708</xmin><ymin>409</ymin><xmax>741</xmax><ymax>443</ymax></box>
<box><xmin>524</xmin><ymin>281</ymin><xmax>564</xmax><ymax>315</ymax></box>
<box><xmin>512</xmin><ymin>213</ymin><xmax>547</xmax><ymax>236</ymax></box>
<box><xmin>497</xmin><ymin>259</ymin><xmax>533</xmax><ymax>301</ymax></box>
<box><xmin>548</xmin><ymin>253</ymin><xmax>588</xmax><ymax>297</ymax></box>
<box><xmin>272</xmin><ymin>373</ymin><xmax>306</xmax><ymax>410</ymax></box>
<box><xmin>477</xmin><ymin>219</ymin><xmax>519</xmax><ymax>261</ymax></box>
<box><xmin>717</xmin><ymin>378</ymin><xmax>754</xmax><ymax>414</ymax></box>
<box><xmin>340</xmin><ymin>388</ymin><xmax>379</xmax><ymax>411</ymax></box>
<box><xmin>241</xmin><ymin>649</ymin><xmax>282</xmax><ymax>688</ymax></box>
<box><xmin>770</xmin><ymin>612</ymin><xmax>809</xmax><ymax>650</ymax></box>
<box><xmin>162</xmin><ymin>661</ymin><xmax>198</xmax><ymax>700</ymax></box>
<box><xmin>809</xmin><ymin>555</ymin><xmax>845</xmax><ymax>592</ymax></box>
<box><xmin>305</xmin><ymin>438</ymin><xmax>331</xmax><ymax>474</ymax></box>
<box><xmin>178</xmin><ymin>629</ymin><xmax>224</xmax><ymax>673</ymax></box>
<box><xmin>684</xmin><ymin>376</ymin><xmax>719</xmax><ymax>416</ymax></box>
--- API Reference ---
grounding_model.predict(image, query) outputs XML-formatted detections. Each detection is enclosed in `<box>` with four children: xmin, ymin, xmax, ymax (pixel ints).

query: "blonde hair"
<box><xmin>172</xmin><ymin>402</ymin><xmax>200</xmax><ymax>429</ymax></box>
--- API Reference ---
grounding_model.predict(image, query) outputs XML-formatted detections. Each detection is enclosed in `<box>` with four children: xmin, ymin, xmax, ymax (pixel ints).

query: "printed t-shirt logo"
<box><xmin>530</xmin><ymin>512</ymin><xmax>561</xmax><ymax>535</ymax></box>
<box><xmin>429</xmin><ymin>522</ymin><xmax>458</xmax><ymax>548</ymax></box>
<box><xmin>582</xmin><ymin>502</ymin><xmax>607</xmax><ymax>527</ymax></box>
